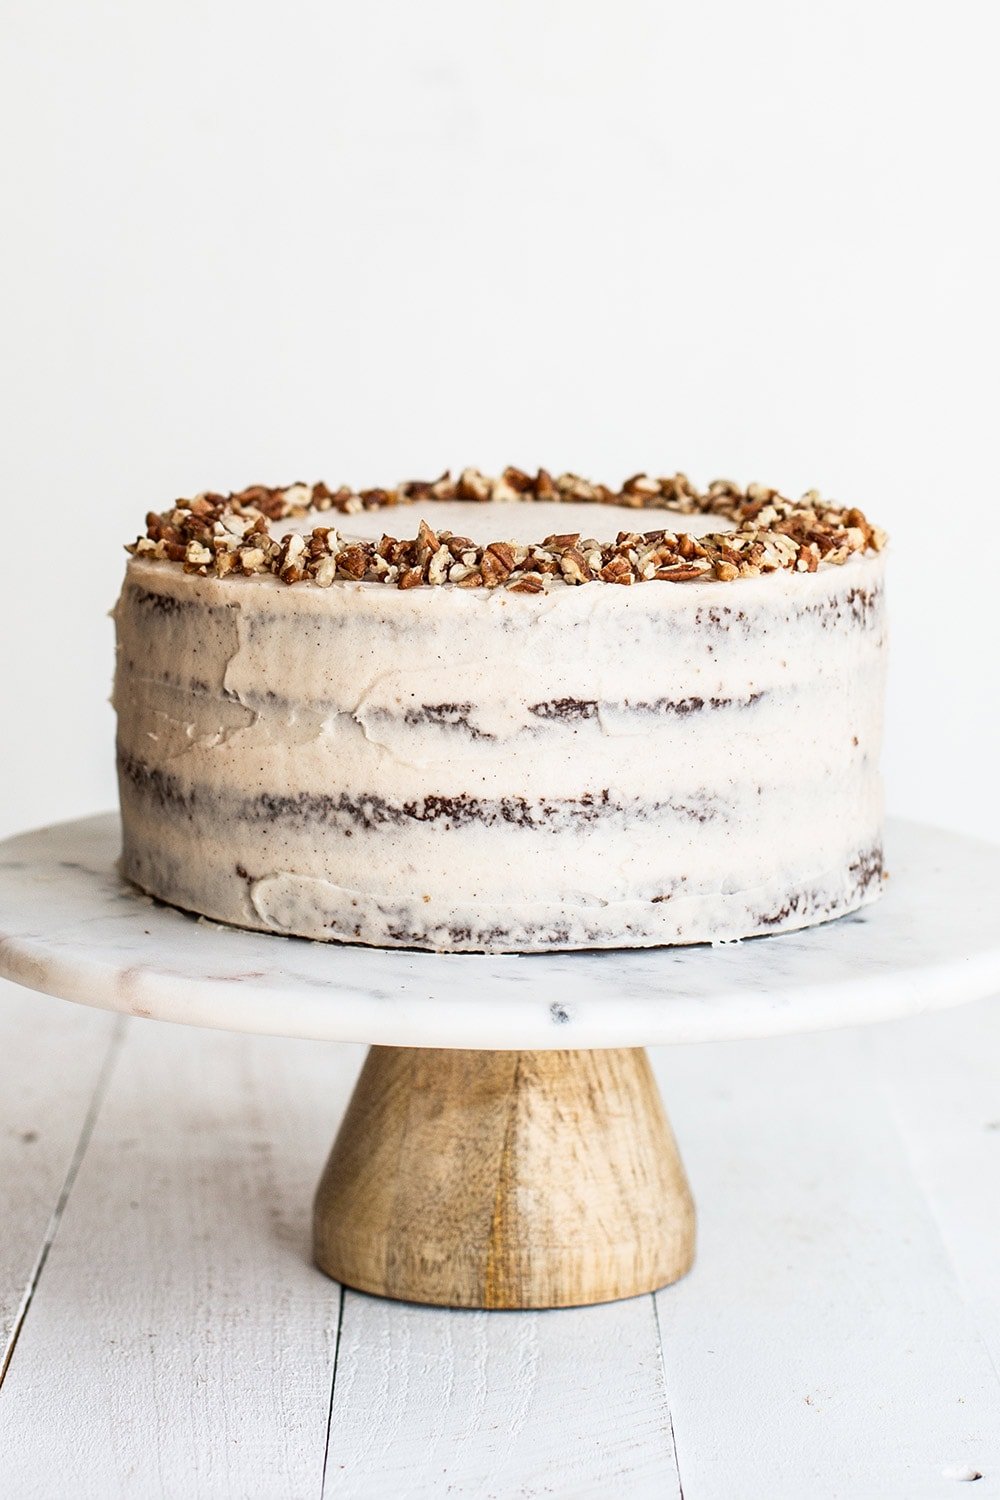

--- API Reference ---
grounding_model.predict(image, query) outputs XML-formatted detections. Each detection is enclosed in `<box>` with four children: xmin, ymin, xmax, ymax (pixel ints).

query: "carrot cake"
<box><xmin>113</xmin><ymin>468</ymin><xmax>887</xmax><ymax>951</ymax></box>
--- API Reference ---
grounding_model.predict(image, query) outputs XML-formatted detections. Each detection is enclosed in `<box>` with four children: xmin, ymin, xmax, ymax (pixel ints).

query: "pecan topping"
<box><xmin>336</xmin><ymin>545</ymin><xmax>367</xmax><ymax>580</ymax></box>
<box><xmin>600</xmin><ymin>556</ymin><xmax>634</xmax><ymax>585</ymax></box>
<box><xmin>126</xmin><ymin>469</ymin><xmax>887</xmax><ymax>592</ymax></box>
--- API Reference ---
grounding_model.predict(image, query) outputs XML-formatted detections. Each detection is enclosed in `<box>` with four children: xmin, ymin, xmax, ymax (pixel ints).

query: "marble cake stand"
<box><xmin>2</xmin><ymin>814</ymin><xmax>999</xmax><ymax>1310</ymax></box>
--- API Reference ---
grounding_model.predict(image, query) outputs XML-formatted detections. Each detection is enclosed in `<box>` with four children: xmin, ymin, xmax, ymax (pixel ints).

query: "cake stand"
<box><xmin>2</xmin><ymin>814</ymin><xmax>999</xmax><ymax>1311</ymax></box>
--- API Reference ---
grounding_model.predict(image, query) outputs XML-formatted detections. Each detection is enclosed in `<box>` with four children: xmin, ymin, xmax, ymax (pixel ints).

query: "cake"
<box><xmin>113</xmin><ymin>469</ymin><xmax>887</xmax><ymax>952</ymax></box>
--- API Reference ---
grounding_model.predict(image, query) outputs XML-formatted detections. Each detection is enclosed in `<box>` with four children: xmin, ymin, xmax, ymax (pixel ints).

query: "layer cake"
<box><xmin>113</xmin><ymin>470</ymin><xmax>887</xmax><ymax>952</ymax></box>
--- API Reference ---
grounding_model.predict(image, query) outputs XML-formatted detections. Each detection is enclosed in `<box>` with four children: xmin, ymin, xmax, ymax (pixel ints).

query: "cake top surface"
<box><xmin>126</xmin><ymin>468</ymin><xmax>887</xmax><ymax>591</ymax></box>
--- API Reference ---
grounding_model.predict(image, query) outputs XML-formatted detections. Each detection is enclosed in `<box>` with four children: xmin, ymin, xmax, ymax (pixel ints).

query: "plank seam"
<box><xmin>870</xmin><ymin>1023</ymin><xmax>1000</xmax><ymax>1398</ymax></box>
<box><xmin>651</xmin><ymin>1290</ymin><xmax>686</xmax><ymax>1499</ymax></box>
<box><xmin>320</xmin><ymin>1281</ymin><xmax>346</xmax><ymax>1498</ymax></box>
<box><xmin>0</xmin><ymin>1012</ymin><xmax>128</xmax><ymax>1388</ymax></box>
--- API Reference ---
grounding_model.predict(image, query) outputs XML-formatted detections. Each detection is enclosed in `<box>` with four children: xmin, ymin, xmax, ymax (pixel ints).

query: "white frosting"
<box><xmin>113</xmin><ymin>498</ymin><xmax>887</xmax><ymax>951</ymax></box>
<box><xmin>277</xmin><ymin>501</ymin><xmax>735</xmax><ymax>546</ymax></box>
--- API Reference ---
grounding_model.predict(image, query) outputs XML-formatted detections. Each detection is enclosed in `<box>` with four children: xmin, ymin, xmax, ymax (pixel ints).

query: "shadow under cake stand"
<box><xmin>1</xmin><ymin>814</ymin><xmax>999</xmax><ymax>1311</ymax></box>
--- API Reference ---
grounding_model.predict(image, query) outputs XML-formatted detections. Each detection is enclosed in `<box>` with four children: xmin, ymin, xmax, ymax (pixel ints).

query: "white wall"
<box><xmin>1</xmin><ymin>0</ymin><xmax>997</xmax><ymax>842</ymax></box>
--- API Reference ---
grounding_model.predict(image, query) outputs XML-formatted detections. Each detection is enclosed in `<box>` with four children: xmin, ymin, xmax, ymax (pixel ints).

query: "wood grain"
<box><xmin>0</xmin><ymin>1018</ymin><xmax>364</xmax><ymax>1499</ymax></box>
<box><xmin>651</xmin><ymin>1025</ymin><xmax>1000</xmax><ymax>1500</ymax></box>
<box><xmin>324</xmin><ymin>1290</ymin><xmax>681</xmax><ymax>1499</ymax></box>
<box><xmin>314</xmin><ymin>1046</ymin><xmax>695</xmax><ymax>1309</ymax></box>
<box><xmin>0</xmin><ymin>983</ymin><xmax>120</xmax><ymax>1376</ymax></box>
<box><xmin>873</xmin><ymin>994</ymin><xmax>1000</xmax><ymax>1375</ymax></box>
<box><xmin>3</xmin><ymin>997</ymin><xmax>1000</xmax><ymax>1497</ymax></box>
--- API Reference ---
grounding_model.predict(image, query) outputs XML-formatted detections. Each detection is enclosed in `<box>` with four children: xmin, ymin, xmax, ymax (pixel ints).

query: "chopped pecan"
<box><xmin>417</xmin><ymin>518</ymin><xmax>440</xmax><ymax>553</ymax></box>
<box><xmin>126</xmin><ymin>470</ymin><xmax>886</xmax><ymax>588</ymax></box>
<box><xmin>480</xmin><ymin>551</ymin><xmax>510</xmax><ymax>587</ymax></box>
<box><xmin>656</xmin><ymin>564</ymin><xmax>710</xmax><ymax>581</ymax></box>
<box><xmin>486</xmin><ymin>541</ymin><xmax>516</xmax><ymax>572</ymax></box>
<box><xmin>457</xmin><ymin>467</ymin><xmax>490</xmax><ymax>501</ymax></box>
<box><xmin>600</xmin><ymin>556</ymin><xmax>634</xmax><ymax>584</ymax></box>
<box><xmin>503</xmin><ymin>465</ymin><xmax>534</xmax><ymax>492</ymax></box>
<box><xmin>560</xmin><ymin>548</ymin><xmax>592</xmax><ymax>584</ymax></box>
<box><xmin>337</xmin><ymin>545</ymin><xmax>367</xmax><ymax>580</ymax></box>
<box><xmin>622</xmin><ymin>473</ymin><xmax>660</xmax><ymax>496</ymax></box>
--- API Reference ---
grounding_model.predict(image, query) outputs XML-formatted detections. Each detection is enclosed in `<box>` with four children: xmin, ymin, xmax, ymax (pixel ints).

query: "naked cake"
<box><xmin>113</xmin><ymin>469</ymin><xmax>888</xmax><ymax>952</ymax></box>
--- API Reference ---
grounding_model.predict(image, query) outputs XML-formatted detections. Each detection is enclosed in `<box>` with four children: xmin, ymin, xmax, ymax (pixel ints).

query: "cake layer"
<box><xmin>113</xmin><ymin>495</ymin><xmax>887</xmax><ymax>951</ymax></box>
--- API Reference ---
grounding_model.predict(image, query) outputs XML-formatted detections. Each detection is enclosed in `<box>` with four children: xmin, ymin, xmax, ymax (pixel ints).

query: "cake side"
<box><xmin>113</xmin><ymin>503</ymin><xmax>887</xmax><ymax>953</ymax></box>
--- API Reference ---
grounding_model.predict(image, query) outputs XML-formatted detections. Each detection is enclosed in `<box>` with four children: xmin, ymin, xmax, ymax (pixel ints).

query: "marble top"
<box><xmin>0</xmin><ymin>814</ymin><xmax>998</xmax><ymax>1049</ymax></box>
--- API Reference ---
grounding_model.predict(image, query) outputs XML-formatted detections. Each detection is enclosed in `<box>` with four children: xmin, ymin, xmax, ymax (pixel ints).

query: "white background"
<box><xmin>1</xmin><ymin>0</ymin><xmax>997</xmax><ymax>843</ymax></box>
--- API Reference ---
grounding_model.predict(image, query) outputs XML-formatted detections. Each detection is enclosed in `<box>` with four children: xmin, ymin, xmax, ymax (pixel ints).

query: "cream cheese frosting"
<box><xmin>114</xmin><ymin>479</ymin><xmax>887</xmax><ymax>952</ymax></box>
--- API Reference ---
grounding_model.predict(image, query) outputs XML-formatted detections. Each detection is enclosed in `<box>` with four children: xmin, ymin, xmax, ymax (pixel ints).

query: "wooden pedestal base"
<box><xmin>313</xmin><ymin>1046</ymin><xmax>696</xmax><ymax>1309</ymax></box>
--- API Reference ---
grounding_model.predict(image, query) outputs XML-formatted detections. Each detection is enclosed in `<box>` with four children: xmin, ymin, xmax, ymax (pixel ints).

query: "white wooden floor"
<box><xmin>2</xmin><ymin>983</ymin><xmax>999</xmax><ymax>1499</ymax></box>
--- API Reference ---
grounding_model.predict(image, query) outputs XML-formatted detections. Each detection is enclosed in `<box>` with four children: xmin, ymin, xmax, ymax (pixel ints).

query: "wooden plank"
<box><xmin>873</xmin><ymin>994</ymin><xmax>1000</xmax><ymax>1371</ymax></box>
<box><xmin>4</xmin><ymin>996</ymin><xmax>999</xmax><ymax>1498</ymax></box>
<box><xmin>0</xmin><ymin>1019</ymin><xmax>364</xmax><ymax>1500</ymax></box>
<box><xmin>324</xmin><ymin>1290</ymin><xmax>681</xmax><ymax>1499</ymax></box>
<box><xmin>0</xmin><ymin>982</ymin><xmax>120</xmax><ymax>1375</ymax></box>
<box><xmin>651</xmin><ymin>1028</ymin><xmax>1000</xmax><ymax>1500</ymax></box>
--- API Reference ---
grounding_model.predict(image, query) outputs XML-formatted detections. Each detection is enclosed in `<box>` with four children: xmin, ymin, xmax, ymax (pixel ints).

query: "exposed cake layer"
<box><xmin>113</xmin><ymin>509</ymin><xmax>887</xmax><ymax>951</ymax></box>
